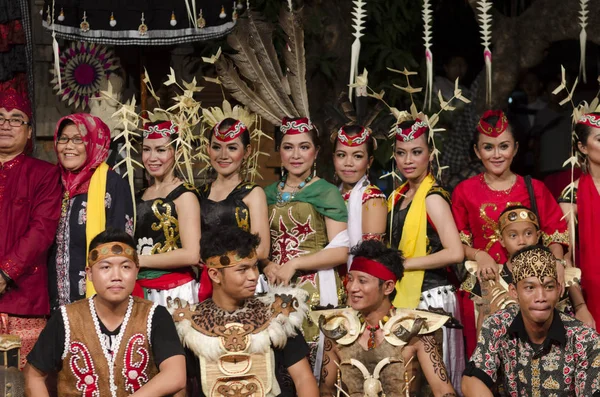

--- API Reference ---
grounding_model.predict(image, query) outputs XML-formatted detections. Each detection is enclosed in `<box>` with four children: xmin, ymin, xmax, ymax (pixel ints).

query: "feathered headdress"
<box><xmin>203</xmin><ymin>2</ymin><xmax>311</xmax><ymax>126</ymax></box>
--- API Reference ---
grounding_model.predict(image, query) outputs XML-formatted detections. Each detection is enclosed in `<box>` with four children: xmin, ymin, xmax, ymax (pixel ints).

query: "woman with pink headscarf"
<box><xmin>48</xmin><ymin>113</ymin><xmax>133</xmax><ymax>311</ymax></box>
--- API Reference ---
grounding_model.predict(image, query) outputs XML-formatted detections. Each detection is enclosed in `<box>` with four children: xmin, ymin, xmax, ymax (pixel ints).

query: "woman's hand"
<box><xmin>556</xmin><ymin>260</ymin><xmax>566</xmax><ymax>297</ymax></box>
<box><xmin>262</xmin><ymin>261</ymin><xmax>280</xmax><ymax>284</ymax></box>
<box><xmin>274</xmin><ymin>258</ymin><xmax>299</xmax><ymax>285</ymax></box>
<box><xmin>476</xmin><ymin>251</ymin><xmax>499</xmax><ymax>282</ymax></box>
<box><xmin>575</xmin><ymin>304</ymin><xmax>596</xmax><ymax>329</ymax></box>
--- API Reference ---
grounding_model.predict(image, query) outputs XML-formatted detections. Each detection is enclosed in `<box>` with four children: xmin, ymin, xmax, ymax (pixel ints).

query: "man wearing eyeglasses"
<box><xmin>0</xmin><ymin>88</ymin><xmax>62</xmax><ymax>368</ymax></box>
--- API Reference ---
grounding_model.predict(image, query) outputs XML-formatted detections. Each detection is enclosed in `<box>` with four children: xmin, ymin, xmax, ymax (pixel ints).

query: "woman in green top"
<box><xmin>264</xmin><ymin>117</ymin><xmax>348</xmax><ymax>370</ymax></box>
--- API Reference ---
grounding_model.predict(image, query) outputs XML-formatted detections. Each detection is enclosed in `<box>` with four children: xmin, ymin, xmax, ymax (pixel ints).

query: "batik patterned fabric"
<box><xmin>0</xmin><ymin>314</ymin><xmax>46</xmax><ymax>368</ymax></box>
<box><xmin>465</xmin><ymin>304</ymin><xmax>600</xmax><ymax>396</ymax></box>
<box><xmin>198</xmin><ymin>181</ymin><xmax>257</xmax><ymax>233</ymax></box>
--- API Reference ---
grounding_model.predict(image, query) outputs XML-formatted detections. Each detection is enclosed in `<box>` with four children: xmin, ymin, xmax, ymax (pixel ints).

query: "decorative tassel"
<box><xmin>579</xmin><ymin>0</ymin><xmax>589</xmax><ymax>83</ymax></box>
<box><xmin>348</xmin><ymin>0</ymin><xmax>367</xmax><ymax>102</ymax></box>
<box><xmin>478</xmin><ymin>0</ymin><xmax>493</xmax><ymax>107</ymax></box>
<box><xmin>422</xmin><ymin>0</ymin><xmax>433</xmax><ymax>110</ymax></box>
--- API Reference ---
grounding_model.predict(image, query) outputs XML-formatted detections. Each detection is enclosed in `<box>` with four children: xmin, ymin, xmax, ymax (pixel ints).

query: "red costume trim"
<box><xmin>69</xmin><ymin>341</ymin><xmax>99</xmax><ymax>397</ymax></box>
<box><xmin>395</xmin><ymin>118</ymin><xmax>428</xmax><ymax>142</ymax></box>
<box><xmin>143</xmin><ymin>121</ymin><xmax>178</xmax><ymax>140</ymax></box>
<box><xmin>476</xmin><ymin>109</ymin><xmax>508</xmax><ymax>137</ymax></box>
<box><xmin>123</xmin><ymin>334</ymin><xmax>150</xmax><ymax>394</ymax></box>
<box><xmin>577</xmin><ymin>114</ymin><xmax>600</xmax><ymax>129</ymax></box>
<box><xmin>213</xmin><ymin>119</ymin><xmax>248</xmax><ymax>142</ymax></box>
<box><xmin>350</xmin><ymin>256</ymin><xmax>397</xmax><ymax>282</ymax></box>
<box><xmin>280</xmin><ymin>117</ymin><xmax>314</xmax><ymax>135</ymax></box>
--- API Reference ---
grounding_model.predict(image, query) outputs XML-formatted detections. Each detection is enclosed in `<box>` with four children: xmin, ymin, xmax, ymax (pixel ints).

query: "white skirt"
<box><xmin>418</xmin><ymin>284</ymin><xmax>465</xmax><ymax>395</ymax></box>
<box><xmin>145</xmin><ymin>279</ymin><xmax>200</xmax><ymax>307</ymax></box>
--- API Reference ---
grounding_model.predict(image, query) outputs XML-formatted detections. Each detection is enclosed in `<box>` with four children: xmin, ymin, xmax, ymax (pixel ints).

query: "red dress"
<box><xmin>452</xmin><ymin>173</ymin><xmax>568</xmax><ymax>355</ymax></box>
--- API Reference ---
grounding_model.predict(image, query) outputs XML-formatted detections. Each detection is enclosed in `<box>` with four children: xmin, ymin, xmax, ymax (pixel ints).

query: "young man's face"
<box><xmin>87</xmin><ymin>255</ymin><xmax>138</xmax><ymax>304</ymax></box>
<box><xmin>500</xmin><ymin>221</ymin><xmax>541</xmax><ymax>257</ymax></box>
<box><xmin>510</xmin><ymin>276</ymin><xmax>560</xmax><ymax>325</ymax></box>
<box><xmin>212</xmin><ymin>257</ymin><xmax>259</xmax><ymax>301</ymax></box>
<box><xmin>346</xmin><ymin>270</ymin><xmax>394</xmax><ymax>313</ymax></box>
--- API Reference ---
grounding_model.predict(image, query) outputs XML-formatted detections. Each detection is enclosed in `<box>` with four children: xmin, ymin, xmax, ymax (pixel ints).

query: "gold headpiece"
<box><xmin>499</xmin><ymin>208</ymin><xmax>539</xmax><ymax>232</ymax></box>
<box><xmin>88</xmin><ymin>242</ymin><xmax>138</xmax><ymax>268</ymax></box>
<box><xmin>511</xmin><ymin>247</ymin><xmax>557</xmax><ymax>284</ymax></box>
<box><xmin>204</xmin><ymin>250</ymin><xmax>257</xmax><ymax>269</ymax></box>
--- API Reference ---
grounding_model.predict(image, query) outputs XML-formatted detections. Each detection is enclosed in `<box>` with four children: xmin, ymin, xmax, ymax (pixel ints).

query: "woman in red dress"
<box><xmin>452</xmin><ymin>109</ymin><xmax>569</xmax><ymax>355</ymax></box>
<box><xmin>559</xmin><ymin>112</ymin><xmax>600</xmax><ymax>327</ymax></box>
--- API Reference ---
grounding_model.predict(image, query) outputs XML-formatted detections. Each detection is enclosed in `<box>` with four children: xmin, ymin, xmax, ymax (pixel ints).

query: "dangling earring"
<box><xmin>312</xmin><ymin>161</ymin><xmax>317</xmax><ymax>178</ymax></box>
<box><xmin>241</xmin><ymin>158</ymin><xmax>248</xmax><ymax>182</ymax></box>
<box><xmin>280</xmin><ymin>167</ymin><xmax>286</xmax><ymax>180</ymax></box>
<box><xmin>333</xmin><ymin>172</ymin><xmax>339</xmax><ymax>184</ymax></box>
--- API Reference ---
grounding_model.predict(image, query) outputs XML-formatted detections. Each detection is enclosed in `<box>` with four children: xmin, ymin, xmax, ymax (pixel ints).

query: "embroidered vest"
<box><xmin>57</xmin><ymin>296</ymin><xmax>159</xmax><ymax>397</ymax></box>
<box><xmin>171</xmin><ymin>286</ymin><xmax>309</xmax><ymax>397</ymax></box>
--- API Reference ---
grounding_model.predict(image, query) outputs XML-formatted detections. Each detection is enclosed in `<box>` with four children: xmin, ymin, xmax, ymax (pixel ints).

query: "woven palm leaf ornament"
<box><xmin>579</xmin><ymin>0</ymin><xmax>589</xmax><ymax>83</ymax></box>
<box><xmin>202</xmin><ymin>100</ymin><xmax>272</xmax><ymax>182</ymax></box>
<box><xmin>422</xmin><ymin>0</ymin><xmax>434</xmax><ymax>111</ymax></box>
<box><xmin>348</xmin><ymin>0</ymin><xmax>367</xmax><ymax>102</ymax></box>
<box><xmin>50</xmin><ymin>42</ymin><xmax>119</xmax><ymax>110</ymax></box>
<box><xmin>478</xmin><ymin>0</ymin><xmax>493</xmax><ymax>107</ymax></box>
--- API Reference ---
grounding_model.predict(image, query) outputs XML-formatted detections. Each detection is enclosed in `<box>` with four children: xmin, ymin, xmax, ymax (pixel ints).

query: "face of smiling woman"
<box><xmin>279</xmin><ymin>133</ymin><xmax>319</xmax><ymax>180</ymax></box>
<box><xmin>474</xmin><ymin>129</ymin><xmax>518</xmax><ymax>178</ymax></box>
<box><xmin>56</xmin><ymin>123</ymin><xmax>87</xmax><ymax>172</ymax></box>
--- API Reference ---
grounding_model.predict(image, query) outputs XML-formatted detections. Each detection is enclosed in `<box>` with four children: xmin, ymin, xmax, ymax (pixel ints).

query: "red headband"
<box><xmin>337</xmin><ymin>125</ymin><xmax>371</xmax><ymax>147</ymax></box>
<box><xmin>0</xmin><ymin>88</ymin><xmax>32</xmax><ymax>121</ymax></box>
<box><xmin>143</xmin><ymin>121</ymin><xmax>178</xmax><ymax>139</ymax></box>
<box><xmin>349</xmin><ymin>256</ymin><xmax>398</xmax><ymax>283</ymax></box>
<box><xmin>395</xmin><ymin>118</ymin><xmax>428</xmax><ymax>142</ymax></box>
<box><xmin>213</xmin><ymin>119</ymin><xmax>248</xmax><ymax>142</ymax></box>
<box><xmin>578</xmin><ymin>114</ymin><xmax>600</xmax><ymax>129</ymax></box>
<box><xmin>280</xmin><ymin>117</ymin><xmax>314</xmax><ymax>135</ymax></box>
<box><xmin>477</xmin><ymin>110</ymin><xmax>508</xmax><ymax>137</ymax></box>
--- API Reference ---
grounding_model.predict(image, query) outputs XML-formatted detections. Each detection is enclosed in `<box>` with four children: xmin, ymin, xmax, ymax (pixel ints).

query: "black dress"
<box><xmin>48</xmin><ymin>170</ymin><xmax>134</xmax><ymax>312</ymax></box>
<box><xmin>198</xmin><ymin>181</ymin><xmax>257</xmax><ymax>233</ymax></box>
<box><xmin>388</xmin><ymin>185</ymin><xmax>452</xmax><ymax>293</ymax></box>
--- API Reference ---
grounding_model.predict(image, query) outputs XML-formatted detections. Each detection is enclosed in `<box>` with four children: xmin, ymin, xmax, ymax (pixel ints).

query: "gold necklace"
<box><xmin>483</xmin><ymin>173</ymin><xmax>516</xmax><ymax>195</ymax></box>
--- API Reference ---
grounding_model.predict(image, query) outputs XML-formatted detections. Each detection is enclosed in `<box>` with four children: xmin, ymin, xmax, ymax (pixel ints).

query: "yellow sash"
<box><xmin>390</xmin><ymin>174</ymin><xmax>435</xmax><ymax>308</ymax></box>
<box><xmin>85</xmin><ymin>162</ymin><xmax>109</xmax><ymax>297</ymax></box>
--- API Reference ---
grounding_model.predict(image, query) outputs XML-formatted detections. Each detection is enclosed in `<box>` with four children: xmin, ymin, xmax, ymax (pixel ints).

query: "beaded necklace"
<box><xmin>276</xmin><ymin>173</ymin><xmax>313</xmax><ymax>205</ymax></box>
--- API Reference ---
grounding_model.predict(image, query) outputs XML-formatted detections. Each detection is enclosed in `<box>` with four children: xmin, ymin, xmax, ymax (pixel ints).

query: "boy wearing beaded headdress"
<box><xmin>170</xmin><ymin>226</ymin><xmax>319</xmax><ymax>397</ymax></box>
<box><xmin>465</xmin><ymin>205</ymin><xmax>593</xmax><ymax>331</ymax></box>
<box><xmin>24</xmin><ymin>228</ymin><xmax>186</xmax><ymax>396</ymax></box>
<box><xmin>462</xmin><ymin>245</ymin><xmax>600</xmax><ymax>396</ymax></box>
<box><xmin>319</xmin><ymin>240</ymin><xmax>457</xmax><ymax>397</ymax></box>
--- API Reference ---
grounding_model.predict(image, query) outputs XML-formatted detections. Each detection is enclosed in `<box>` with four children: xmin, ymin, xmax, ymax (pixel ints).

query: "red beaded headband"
<box><xmin>395</xmin><ymin>118</ymin><xmax>428</xmax><ymax>142</ymax></box>
<box><xmin>213</xmin><ymin>119</ymin><xmax>248</xmax><ymax>142</ymax></box>
<box><xmin>280</xmin><ymin>117</ymin><xmax>314</xmax><ymax>135</ymax></box>
<box><xmin>337</xmin><ymin>125</ymin><xmax>371</xmax><ymax>147</ymax></box>
<box><xmin>477</xmin><ymin>109</ymin><xmax>508</xmax><ymax>137</ymax></box>
<box><xmin>143</xmin><ymin>121</ymin><xmax>178</xmax><ymax>139</ymax></box>
<box><xmin>577</xmin><ymin>113</ymin><xmax>600</xmax><ymax>129</ymax></box>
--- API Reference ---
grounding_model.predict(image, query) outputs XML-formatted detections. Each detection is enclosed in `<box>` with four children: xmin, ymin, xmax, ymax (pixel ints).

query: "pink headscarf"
<box><xmin>53</xmin><ymin>113</ymin><xmax>111</xmax><ymax>197</ymax></box>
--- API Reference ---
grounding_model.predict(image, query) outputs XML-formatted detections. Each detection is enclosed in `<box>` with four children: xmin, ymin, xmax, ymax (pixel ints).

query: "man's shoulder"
<box><xmin>559</xmin><ymin>312</ymin><xmax>600</xmax><ymax>343</ymax></box>
<box><xmin>22</xmin><ymin>156</ymin><xmax>59</xmax><ymax>176</ymax></box>
<box><xmin>481</xmin><ymin>305</ymin><xmax>519</xmax><ymax>333</ymax></box>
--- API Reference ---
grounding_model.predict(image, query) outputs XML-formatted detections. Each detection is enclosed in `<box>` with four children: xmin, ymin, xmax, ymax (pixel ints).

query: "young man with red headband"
<box><xmin>24</xmin><ymin>228</ymin><xmax>186</xmax><ymax>396</ymax></box>
<box><xmin>319</xmin><ymin>240</ymin><xmax>456</xmax><ymax>397</ymax></box>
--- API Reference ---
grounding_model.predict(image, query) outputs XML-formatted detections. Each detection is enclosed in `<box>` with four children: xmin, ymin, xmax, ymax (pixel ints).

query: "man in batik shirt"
<box><xmin>0</xmin><ymin>89</ymin><xmax>62</xmax><ymax>368</ymax></box>
<box><xmin>462</xmin><ymin>245</ymin><xmax>600</xmax><ymax>396</ymax></box>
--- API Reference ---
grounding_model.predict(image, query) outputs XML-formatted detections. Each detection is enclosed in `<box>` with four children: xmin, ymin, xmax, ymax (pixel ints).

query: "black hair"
<box><xmin>209</xmin><ymin>117</ymin><xmax>251</xmax><ymax>147</ymax></box>
<box><xmin>200</xmin><ymin>226</ymin><xmax>260</xmax><ymax>262</ymax></box>
<box><xmin>473</xmin><ymin>110</ymin><xmax>518</xmax><ymax>145</ymax></box>
<box><xmin>510</xmin><ymin>244</ymin><xmax>552</xmax><ymax>263</ymax></box>
<box><xmin>575</xmin><ymin>112</ymin><xmax>600</xmax><ymax>150</ymax></box>
<box><xmin>350</xmin><ymin>240</ymin><xmax>404</xmax><ymax>302</ymax></box>
<box><xmin>334</xmin><ymin>124</ymin><xmax>375</xmax><ymax>157</ymax></box>
<box><xmin>394</xmin><ymin>120</ymin><xmax>433</xmax><ymax>151</ymax></box>
<box><xmin>57</xmin><ymin>119</ymin><xmax>76</xmax><ymax>137</ymax></box>
<box><xmin>275</xmin><ymin>117</ymin><xmax>321</xmax><ymax>150</ymax></box>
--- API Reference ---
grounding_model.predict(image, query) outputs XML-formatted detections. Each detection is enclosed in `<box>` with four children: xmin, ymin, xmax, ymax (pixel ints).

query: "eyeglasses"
<box><xmin>0</xmin><ymin>117</ymin><xmax>29</xmax><ymax>127</ymax></box>
<box><xmin>56</xmin><ymin>136</ymin><xmax>84</xmax><ymax>145</ymax></box>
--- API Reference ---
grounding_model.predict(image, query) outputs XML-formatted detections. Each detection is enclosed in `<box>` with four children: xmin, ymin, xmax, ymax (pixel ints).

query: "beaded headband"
<box><xmin>337</xmin><ymin>125</ymin><xmax>371</xmax><ymax>147</ymax></box>
<box><xmin>395</xmin><ymin>118</ymin><xmax>428</xmax><ymax>142</ymax></box>
<box><xmin>143</xmin><ymin>120</ymin><xmax>178</xmax><ymax>139</ymax></box>
<box><xmin>350</xmin><ymin>256</ymin><xmax>398</xmax><ymax>283</ymax></box>
<box><xmin>511</xmin><ymin>247</ymin><xmax>557</xmax><ymax>284</ymax></box>
<box><xmin>88</xmin><ymin>242</ymin><xmax>138</xmax><ymax>268</ymax></box>
<box><xmin>213</xmin><ymin>119</ymin><xmax>248</xmax><ymax>142</ymax></box>
<box><xmin>205</xmin><ymin>250</ymin><xmax>257</xmax><ymax>269</ymax></box>
<box><xmin>577</xmin><ymin>113</ymin><xmax>600</xmax><ymax>129</ymax></box>
<box><xmin>280</xmin><ymin>117</ymin><xmax>314</xmax><ymax>135</ymax></box>
<box><xmin>499</xmin><ymin>208</ymin><xmax>539</xmax><ymax>232</ymax></box>
<box><xmin>477</xmin><ymin>109</ymin><xmax>508</xmax><ymax>137</ymax></box>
